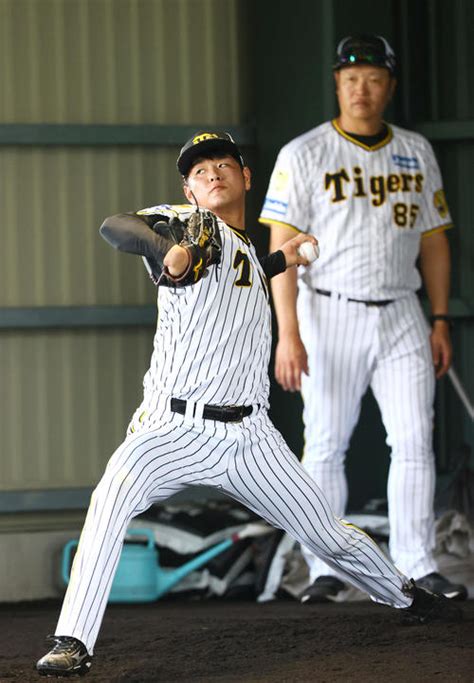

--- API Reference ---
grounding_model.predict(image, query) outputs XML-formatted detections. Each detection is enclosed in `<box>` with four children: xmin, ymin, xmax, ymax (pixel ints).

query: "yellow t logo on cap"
<box><xmin>193</xmin><ymin>133</ymin><xmax>219</xmax><ymax>145</ymax></box>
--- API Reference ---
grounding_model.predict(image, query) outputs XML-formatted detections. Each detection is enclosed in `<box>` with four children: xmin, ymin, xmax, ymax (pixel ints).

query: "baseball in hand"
<box><xmin>297</xmin><ymin>241</ymin><xmax>320</xmax><ymax>263</ymax></box>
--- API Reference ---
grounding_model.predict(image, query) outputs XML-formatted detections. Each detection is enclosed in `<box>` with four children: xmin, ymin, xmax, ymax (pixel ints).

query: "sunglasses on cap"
<box><xmin>334</xmin><ymin>35</ymin><xmax>396</xmax><ymax>74</ymax></box>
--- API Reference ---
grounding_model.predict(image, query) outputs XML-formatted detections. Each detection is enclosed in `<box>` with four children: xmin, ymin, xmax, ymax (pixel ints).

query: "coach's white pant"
<box><xmin>56</xmin><ymin>406</ymin><xmax>412</xmax><ymax>654</ymax></box>
<box><xmin>298</xmin><ymin>289</ymin><xmax>437</xmax><ymax>583</ymax></box>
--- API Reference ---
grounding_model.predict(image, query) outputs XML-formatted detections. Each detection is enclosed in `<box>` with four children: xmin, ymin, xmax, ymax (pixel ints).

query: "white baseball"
<box><xmin>297</xmin><ymin>241</ymin><xmax>319</xmax><ymax>263</ymax></box>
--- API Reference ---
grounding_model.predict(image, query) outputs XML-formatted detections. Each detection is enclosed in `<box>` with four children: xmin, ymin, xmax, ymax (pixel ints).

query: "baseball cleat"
<box><xmin>415</xmin><ymin>572</ymin><xmax>468</xmax><ymax>601</ymax></box>
<box><xmin>300</xmin><ymin>575</ymin><xmax>347</xmax><ymax>604</ymax></box>
<box><xmin>402</xmin><ymin>582</ymin><xmax>463</xmax><ymax>624</ymax></box>
<box><xmin>36</xmin><ymin>636</ymin><xmax>92</xmax><ymax>677</ymax></box>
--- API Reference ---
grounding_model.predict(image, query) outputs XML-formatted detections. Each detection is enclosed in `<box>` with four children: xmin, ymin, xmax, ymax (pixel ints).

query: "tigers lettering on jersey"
<box><xmin>324</xmin><ymin>166</ymin><xmax>424</xmax><ymax>206</ymax></box>
<box><xmin>258</xmin><ymin>121</ymin><xmax>453</xmax><ymax>299</ymax></box>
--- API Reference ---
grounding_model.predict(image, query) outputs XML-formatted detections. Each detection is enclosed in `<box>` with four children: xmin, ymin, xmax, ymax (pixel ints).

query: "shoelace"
<box><xmin>46</xmin><ymin>636</ymin><xmax>79</xmax><ymax>654</ymax></box>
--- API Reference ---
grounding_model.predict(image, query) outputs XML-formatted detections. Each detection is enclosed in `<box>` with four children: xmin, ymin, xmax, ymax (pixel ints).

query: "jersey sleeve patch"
<box><xmin>263</xmin><ymin>170</ymin><xmax>290</xmax><ymax>215</ymax></box>
<box><xmin>271</xmin><ymin>169</ymin><xmax>290</xmax><ymax>193</ymax></box>
<box><xmin>262</xmin><ymin>197</ymin><xmax>289</xmax><ymax>216</ymax></box>
<box><xmin>260</xmin><ymin>164</ymin><xmax>292</xmax><ymax>221</ymax></box>
<box><xmin>433</xmin><ymin>189</ymin><xmax>449</xmax><ymax>219</ymax></box>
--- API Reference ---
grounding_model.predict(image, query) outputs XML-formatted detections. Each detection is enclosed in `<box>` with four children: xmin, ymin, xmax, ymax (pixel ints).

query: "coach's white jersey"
<box><xmin>259</xmin><ymin>121</ymin><xmax>453</xmax><ymax>300</ymax></box>
<box><xmin>137</xmin><ymin>205</ymin><xmax>271</xmax><ymax>411</ymax></box>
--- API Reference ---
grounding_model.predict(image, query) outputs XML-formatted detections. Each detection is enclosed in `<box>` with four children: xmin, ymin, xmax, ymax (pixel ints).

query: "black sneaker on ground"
<box><xmin>415</xmin><ymin>572</ymin><xmax>468</xmax><ymax>601</ymax></box>
<box><xmin>36</xmin><ymin>636</ymin><xmax>92</xmax><ymax>677</ymax></box>
<box><xmin>403</xmin><ymin>582</ymin><xmax>463</xmax><ymax>624</ymax></box>
<box><xmin>300</xmin><ymin>575</ymin><xmax>347</xmax><ymax>604</ymax></box>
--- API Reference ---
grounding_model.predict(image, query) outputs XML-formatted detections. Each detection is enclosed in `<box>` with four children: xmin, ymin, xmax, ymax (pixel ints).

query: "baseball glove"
<box><xmin>155</xmin><ymin>210</ymin><xmax>222</xmax><ymax>287</ymax></box>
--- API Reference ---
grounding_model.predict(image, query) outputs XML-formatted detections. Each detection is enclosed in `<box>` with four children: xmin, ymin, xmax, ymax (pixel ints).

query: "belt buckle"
<box><xmin>227</xmin><ymin>405</ymin><xmax>244</xmax><ymax>423</ymax></box>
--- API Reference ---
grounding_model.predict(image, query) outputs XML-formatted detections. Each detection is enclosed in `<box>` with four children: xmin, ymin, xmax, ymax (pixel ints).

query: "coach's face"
<box><xmin>335</xmin><ymin>65</ymin><xmax>396</xmax><ymax>125</ymax></box>
<box><xmin>183</xmin><ymin>155</ymin><xmax>251</xmax><ymax>215</ymax></box>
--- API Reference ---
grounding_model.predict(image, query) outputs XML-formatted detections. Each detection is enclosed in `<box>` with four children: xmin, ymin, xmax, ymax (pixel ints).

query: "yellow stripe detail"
<box><xmin>331</xmin><ymin>119</ymin><xmax>393</xmax><ymax>151</ymax></box>
<box><xmin>258</xmin><ymin>217</ymin><xmax>302</xmax><ymax>233</ymax></box>
<box><xmin>340</xmin><ymin>519</ymin><xmax>393</xmax><ymax>564</ymax></box>
<box><xmin>422</xmin><ymin>223</ymin><xmax>454</xmax><ymax>238</ymax></box>
<box><xmin>228</xmin><ymin>225</ymin><xmax>250</xmax><ymax>244</ymax></box>
<box><xmin>340</xmin><ymin>519</ymin><xmax>373</xmax><ymax>540</ymax></box>
<box><xmin>193</xmin><ymin>257</ymin><xmax>203</xmax><ymax>281</ymax></box>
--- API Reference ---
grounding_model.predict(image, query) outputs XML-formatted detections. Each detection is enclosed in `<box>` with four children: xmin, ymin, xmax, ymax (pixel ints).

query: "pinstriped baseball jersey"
<box><xmin>130</xmin><ymin>204</ymin><xmax>272</xmax><ymax>431</ymax></box>
<box><xmin>259</xmin><ymin>120</ymin><xmax>453</xmax><ymax>299</ymax></box>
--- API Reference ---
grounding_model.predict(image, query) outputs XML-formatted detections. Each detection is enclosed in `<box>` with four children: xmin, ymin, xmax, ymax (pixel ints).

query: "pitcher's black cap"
<box><xmin>177</xmin><ymin>131</ymin><xmax>245</xmax><ymax>177</ymax></box>
<box><xmin>333</xmin><ymin>34</ymin><xmax>396</xmax><ymax>74</ymax></box>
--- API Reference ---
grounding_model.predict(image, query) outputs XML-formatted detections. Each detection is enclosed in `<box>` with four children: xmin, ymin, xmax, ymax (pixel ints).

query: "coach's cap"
<box><xmin>333</xmin><ymin>34</ymin><xmax>396</xmax><ymax>74</ymax></box>
<box><xmin>177</xmin><ymin>131</ymin><xmax>245</xmax><ymax>177</ymax></box>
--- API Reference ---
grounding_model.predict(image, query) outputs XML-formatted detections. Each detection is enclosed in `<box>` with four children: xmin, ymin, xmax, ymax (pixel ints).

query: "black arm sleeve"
<box><xmin>99</xmin><ymin>213</ymin><xmax>175</xmax><ymax>266</ymax></box>
<box><xmin>259</xmin><ymin>250</ymin><xmax>286</xmax><ymax>279</ymax></box>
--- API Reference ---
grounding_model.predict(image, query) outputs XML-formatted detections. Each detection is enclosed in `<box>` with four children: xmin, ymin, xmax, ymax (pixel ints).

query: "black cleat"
<box><xmin>36</xmin><ymin>636</ymin><xmax>92</xmax><ymax>677</ymax></box>
<box><xmin>403</xmin><ymin>581</ymin><xmax>463</xmax><ymax>624</ymax></box>
<box><xmin>300</xmin><ymin>575</ymin><xmax>347</xmax><ymax>604</ymax></box>
<box><xmin>415</xmin><ymin>572</ymin><xmax>468</xmax><ymax>601</ymax></box>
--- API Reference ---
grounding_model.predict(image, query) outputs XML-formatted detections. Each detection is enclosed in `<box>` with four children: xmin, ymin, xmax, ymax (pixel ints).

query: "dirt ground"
<box><xmin>1</xmin><ymin>598</ymin><xmax>473</xmax><ymax>683</ymax></box>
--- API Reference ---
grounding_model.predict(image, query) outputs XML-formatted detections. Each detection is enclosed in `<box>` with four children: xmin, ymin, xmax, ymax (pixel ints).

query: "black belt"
<box><xmin>315</xmin><ymin>288</ymin><xmax>394</xmax><ymax>307</ymax></box>
<box><xmin>170</xmin><ymin>398</ymin><xmax>253</xmax><ymax>423</ymax></box>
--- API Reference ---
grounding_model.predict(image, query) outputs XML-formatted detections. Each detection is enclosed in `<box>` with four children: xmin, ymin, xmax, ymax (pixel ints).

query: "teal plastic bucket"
<box><xmin>62</xmin><ymin>527</ymin><xmax>237</xmax><ymax>603</ymax></box>
<box><xmin>62</xmin><ymin>528</ymin><xmax>160</xmax><ymax>603</ymax></box>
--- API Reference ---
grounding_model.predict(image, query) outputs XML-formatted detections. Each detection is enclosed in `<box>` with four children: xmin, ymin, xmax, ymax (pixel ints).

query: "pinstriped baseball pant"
<box><xmin>298</xmin><ymin>289</ymin><xmax>437</xmax><ymax>582</ymax></box>
<box><xmin>56</xmin><ymin>406</ymin><xmax>411</xmax><ymax>654</ymax></box>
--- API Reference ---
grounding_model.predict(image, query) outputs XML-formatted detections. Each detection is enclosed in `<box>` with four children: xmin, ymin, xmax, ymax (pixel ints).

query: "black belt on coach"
<box><xmin>315</xmin><ymin>288</ymin><xmax>395</xmax><ymax>308</ymax></box>
<box><xmin>170</xmin><ymin>398</ymin><xmax>253</xmax><ymax>423</ymax></box>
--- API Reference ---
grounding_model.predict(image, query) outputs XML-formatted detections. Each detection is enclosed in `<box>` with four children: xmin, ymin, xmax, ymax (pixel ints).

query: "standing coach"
<box><xmin>259</xmin><ymin>35</ymin><xmax>467</xmax><ymax>604</ymax></box>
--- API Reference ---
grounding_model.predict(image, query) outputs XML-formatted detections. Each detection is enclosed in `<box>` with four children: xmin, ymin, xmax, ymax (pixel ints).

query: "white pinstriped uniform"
<box><xmin>56</xmin><ymin>204</ymin><xmax>412</xmax><ymax>654</ymax></box>
<box><xmin>259</xmin><ymin>121</ymin><xmax>453</xmax><ymax>583</ymax></box>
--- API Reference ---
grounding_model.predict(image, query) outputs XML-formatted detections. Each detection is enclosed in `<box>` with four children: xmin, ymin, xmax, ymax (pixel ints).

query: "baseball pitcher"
<box><xmin>36</xmin><ymin>131</ymin><xmax>461</xmax><ymax>678</ymax></box>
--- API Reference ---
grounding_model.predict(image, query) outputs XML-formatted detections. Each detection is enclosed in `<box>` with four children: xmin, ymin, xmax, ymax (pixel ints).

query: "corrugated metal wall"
<box><xmin>1</xmin><ymin>147</ymin><xmax>181</xmax><ymax>307</ymax></box>
<box><xmin>1</xmin><ymin>0</ymin><xmax>252</xmax><ymax>493</ymax></box>
<box><xmin>1</xmin><ymin>328</ymin><xmax>152</xmax><ymax>488</ymax></box>
<box><xmin>0</xmin><ymin>0</ymin><xmax>250</xmax><ymax>124</ymax></box>
<box><xmin>397</xmin><ymin>0</ymin><xmax>474</xmax><ymax>474</ymax></box>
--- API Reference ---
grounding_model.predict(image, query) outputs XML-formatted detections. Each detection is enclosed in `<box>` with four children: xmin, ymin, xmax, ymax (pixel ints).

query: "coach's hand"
<box><xmin>275</xmin><ymin>331</ymin><xmax>309</xmax><ymax>392</ymax></box>
<box><xmin>430</xmin><ymin>321</ymin><xmax>452</xmax><ymax>378</ymax></box>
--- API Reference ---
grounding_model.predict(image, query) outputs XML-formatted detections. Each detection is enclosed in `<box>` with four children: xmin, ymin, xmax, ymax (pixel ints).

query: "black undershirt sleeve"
<box><xmin>99</xmin><ymin>213</ymin><xmax>175</xmax><ymax>266</ymax></box>
<box><xmin>259</xmin><ymin>250</ymin><xmax>286</xmax><ymax>279</ymax></box>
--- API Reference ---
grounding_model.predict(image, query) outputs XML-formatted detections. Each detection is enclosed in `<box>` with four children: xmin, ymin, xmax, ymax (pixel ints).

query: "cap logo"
<box><xmin>192</xmin><ymin>133</ymin><xmax>220</xmax><ymax>145</ymax></box>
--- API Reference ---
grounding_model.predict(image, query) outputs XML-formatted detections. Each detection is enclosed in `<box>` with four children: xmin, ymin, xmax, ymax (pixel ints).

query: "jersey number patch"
<box><xmin>233</xmin><ymin>250</ymin><xmax>252</xmax><ymax>287</ymax></box>
<box><xmin>393</xmin><ymin>202</ymin><xmax>419</xmax><ymax>228</ymax></box>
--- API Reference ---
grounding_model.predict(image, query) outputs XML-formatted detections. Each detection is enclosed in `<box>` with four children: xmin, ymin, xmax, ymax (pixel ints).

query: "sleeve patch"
<box><xmin>270</xmin><ymin>169</ymin><xmax>289</xmax><ymax>193</ymax></box>
<box><xmin>433</xmin><ymin>189</ymin><xmax>449</xmax><ymax>219</ymax></box>
<box><xmin>262</xmin><ymin>198</ymin><xmax>288</xmax><ymax>216</ymax></box>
